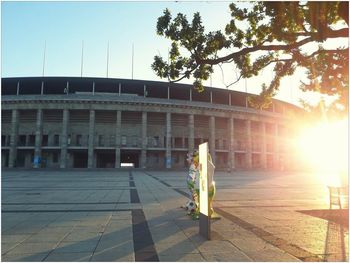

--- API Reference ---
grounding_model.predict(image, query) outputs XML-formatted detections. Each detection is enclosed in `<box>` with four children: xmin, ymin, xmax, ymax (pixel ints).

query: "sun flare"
<box><xmin>297</xmin><ymin>119</ymin><xmax>348</xmax><ymax>187</ymax></box>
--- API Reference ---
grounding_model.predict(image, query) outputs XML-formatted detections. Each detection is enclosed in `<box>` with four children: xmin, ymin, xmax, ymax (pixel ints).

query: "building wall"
<box><xmin>1</xmin><ymin>78</ymin><xmax>300</xmax><ymax>171</ymax></box>
<box><xmin>1</xmin><ymin>107</ymin><xmax>293</xmax><ymax>170</ymax></box>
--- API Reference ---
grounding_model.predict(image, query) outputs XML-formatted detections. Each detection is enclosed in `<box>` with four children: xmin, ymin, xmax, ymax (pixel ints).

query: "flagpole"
<box><xmin>81</xmin><ymin>40</ymin><xmax>84</xmax><ymax>77</ymax></box>
<box><xmin>132</xmin><ymin>43</ymin><xmax>134</xmax><ymax>80</ymax></box>
<box><xmin>42</xmin><ymin>41</ymin><xmax>46</xmax><ymax>77</ymax></box>
<box><xmin>106</xmin><ymin>41</ymin><xmax>110</xmax><ymax>78</ymax></box>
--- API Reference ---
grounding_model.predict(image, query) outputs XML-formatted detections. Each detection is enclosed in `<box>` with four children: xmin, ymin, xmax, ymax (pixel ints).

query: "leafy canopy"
<box><xmin>152</xmin><ymin>1</ymin><xmax>348</xmax><ymax>112</ymax></box>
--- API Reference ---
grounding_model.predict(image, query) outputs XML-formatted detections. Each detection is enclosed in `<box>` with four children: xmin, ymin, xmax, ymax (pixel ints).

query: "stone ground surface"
<box><xmin>1</xmin><ymin>169</ymin><xmax>348</xmax><ymax>262</ymax></box>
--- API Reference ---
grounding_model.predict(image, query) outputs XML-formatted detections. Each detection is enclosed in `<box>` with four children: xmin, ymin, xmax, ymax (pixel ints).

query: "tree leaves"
<box><xmin>152</xmin><ymin>2</ymin><xmax>348</xmax><ymax>113</ymax></box>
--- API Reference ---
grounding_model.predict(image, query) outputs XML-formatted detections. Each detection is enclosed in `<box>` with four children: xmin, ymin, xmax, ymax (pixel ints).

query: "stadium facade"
<box><xmin>1</xmin><ymin>77</ymin><xmax>302</xmax><ymax>170</ymax></box>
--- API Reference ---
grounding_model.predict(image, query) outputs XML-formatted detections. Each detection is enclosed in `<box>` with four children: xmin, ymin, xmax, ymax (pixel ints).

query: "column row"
<box><xmin>5</xmin><ymin>109</ymin><xmax>283</xmax><ymax>170</ymax></box>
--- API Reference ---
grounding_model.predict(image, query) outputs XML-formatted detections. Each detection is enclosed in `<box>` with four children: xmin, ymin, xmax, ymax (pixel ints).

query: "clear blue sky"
<box><xmin>1</xmin><ymin>1</ymin><xmax>341</xmax><ymax>106</ymax></box>
<box><xmin>2</xmin><ymin>1</ymin><xmax>231</xmax><ymax>79</ymax></box>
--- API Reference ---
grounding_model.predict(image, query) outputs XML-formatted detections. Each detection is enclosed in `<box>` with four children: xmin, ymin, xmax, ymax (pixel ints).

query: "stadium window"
<box><xmin>194</xmin><ymin>138</ymin><xmax>201</xmax><ymax>148</ymax></box>
<box><xmin>174</xmin><ymin>153</ymin><xmax>180</xmax><ymax>163</ymax></box>
<box><xmin>215</xmin><ymin>139</ymin><xmax>220</xmax><ymax>149</ymax></box>
<box><xmin>153</xmin><ymin>136</ymin><xmax>159</xmax><ymax>147</ymax></box>
<box><xmin>110</xmin><ymin>135</ymin><xmax>115</xmax><ymax>146</ymax></box>
<box><xmin>121</xmin><ymin>136</ymin><xmax>126</xmax><ymax>146</ymax></box>
<box><xmin>18</xmin><ymin>135</ymin><xmax>26</xmax><ymax>146</ymax></box>
<box><xmin>98</xmin><ymin>135</ymin><xmax>104</xmax><ymax>146</ymax></box>
<box><xmin>29</xmin><ymin>135</ymin><xmax>35</xmax><ymax>146</ymax></box>
<box><xmin>174</xmin><ymin>137</ymin><xmax>182</xmax><ymax>148</ymax></box>
<box><xmin>133</xmin><ymin>136</ymin><xmax>138</xmax><ymax>147</ymax></box>
<box><xmin>184</xmin><ymin>138</ymin><xmax>189</xmax><ymax>148</ymax></box>
<box><xmin>52</xmin><ymin>152</ymin><xmax>59</xmax><ymax>163</ymax></box>
<box><xmin>53</xmin><ymin>134</ymin><xmax>59</xmax><ymax>146</ymax></box>
<box><xmin>2</xmin><ymin>135</ymin><xmax>6</xmax><ymax>146</ymax></box>
<box><xmin>76</xmin><ymin>134</ymin><xmax>82</xmax><ymax>146</ymax></box>
<box><xmin>42</xmin><ymin>135</ymin><xmax>48</xmax><ymax>146</ymax></box>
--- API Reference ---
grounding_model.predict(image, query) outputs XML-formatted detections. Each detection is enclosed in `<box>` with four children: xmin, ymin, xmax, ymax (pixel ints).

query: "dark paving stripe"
<box><xmin>215</xmin><ymin>207</ymin><xmax>323</xmax><ymax>262</ymax></box>
<box><xmin>132</xmin><ymin>209</ymin><xmax>159</xmax><ymax>262</ymax></box>
<box><xmin>2</xmin><ymin>202</ymin><xmax>127</xmax><ymax>205</ymax></box>
<box><xmin>144</xmin><ymin>172</ymin><xmax>171</xmax><ymax>187</ymax></box>
<box><xmin>144</xmin><ymin>172</ymin><xmax>322</xmax><ymax>262</ymax></box>
<box><xmin>298</xmin><ymin>209</ymin><xmax>349</xmax><ymax>229</ymax></box>
<box><xmin>144</xmin><ymin>172</ymin><xmax>190</xmax><ymax>198</ymax></box>
<box><xmin>173</xmin><ymin>188</ymin><xmax>190</xmax><ymax>199</ymax></box>
<box><xmin>144</xmin><ymin>172</ymin><xmax>189</xmax><ymax>197</ymax></box>
<box><xmin>2</xmin><ymin>188</ymin><xmax>133</xmax><ymax>191</ymax></box>
<box><xmin>2</xmin><ymin>209</ymin><xmax>131</xmax><ymax>213</ymax></box>
<box><xmin>129</xmin><ymin>181</ymin><xmax>135</xmax><ymax>187</ymax></box>
<box><xmin>129</xmin><ymin>171</ymin><xmax>140</xmax><ymax>203</ymax></box>
<box><xmin>218</xmin><ymin>205</ymin><xmax>295</xmax><ymax>208</ymax></box>
<box><xmin>130</xmin><ymin>189</ymin><xmax>140</xmax><ymax>203</ymax></box>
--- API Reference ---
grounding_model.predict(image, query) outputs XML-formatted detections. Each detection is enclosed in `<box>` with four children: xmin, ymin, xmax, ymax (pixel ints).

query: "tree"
<box><xmin>152</xmin><ymin>1</ymin><xmax>348</xmax><ymax>113</ymax></box>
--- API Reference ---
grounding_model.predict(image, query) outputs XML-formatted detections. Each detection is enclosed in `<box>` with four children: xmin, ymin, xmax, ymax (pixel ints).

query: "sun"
<box><xmin>296</xmin><ymin>119</ymin><xmax>348</xmax><ymax>187</ymax></box>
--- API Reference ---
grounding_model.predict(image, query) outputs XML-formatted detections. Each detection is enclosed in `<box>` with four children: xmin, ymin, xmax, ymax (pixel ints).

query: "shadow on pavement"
<box><xmin>298</xmin><ymin>209</ymin><xmax>348</xmax><ymax>262</ymax></box>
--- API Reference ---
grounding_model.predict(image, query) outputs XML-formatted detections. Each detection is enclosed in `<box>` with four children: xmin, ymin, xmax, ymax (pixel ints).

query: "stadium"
<box><xmin>1</xmin><ymin>77</ymin><xmax>302</xmax><ymax>170</ymax></box>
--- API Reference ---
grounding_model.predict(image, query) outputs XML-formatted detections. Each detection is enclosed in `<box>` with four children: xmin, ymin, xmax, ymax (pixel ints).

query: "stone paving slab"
<box><xmin>43</xmin><ymin>252</ymin><xmax>92</xmax><ymax>262</ymax></box>
<box><xmin>5</xmin><ymin>242</ymin><xmax>57</xmax><ymax>255</ymax></box>
<box><xmin>2</xmin><ymin>252</ymin><xmax>48</xmax><ymax>262</ymax></box>
<box><xmin>201</xmin><ymin>252</ymin><xmax>253</xmax><ymax>262</ymax></box>
<box><xmin>1</xmin><ymin>169</ymin><xmax>348</xmax><ymax>262</ymax></box>
<box><xmin>158</xmin><ymin>253</ymin><xmax>205</xmax><ymax>262</ymax></box>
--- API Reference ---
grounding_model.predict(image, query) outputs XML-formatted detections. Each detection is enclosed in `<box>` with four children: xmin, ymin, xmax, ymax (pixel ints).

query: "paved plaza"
<box><xmin>1</xmin><ymin>169</ymin><xmax>348</xmax><ymax>262</ymax></box>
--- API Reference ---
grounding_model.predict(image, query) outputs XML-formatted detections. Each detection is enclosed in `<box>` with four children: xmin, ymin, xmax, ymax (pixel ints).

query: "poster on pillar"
<box><xmin>165</xmin><ymin>157</ymin><xmax>171</xmax><ymax>168</ymax></box>
<box><xmin>199</xmin><ymin>142</ymin><xmax>209</xmax><ymax>216</ymax></box>
<box><xmin>199</xmin><ymin>142</ymin><xmax>215</xmax><ymax>216</ymax></box>
<box><xmin>198</xmin><ymin>142</ymin><xmax>215</xmax><ymax>239</ymax></box>
<box><xmin>33</xmin><ymin>156</ymin><xmax>41</xmax><ymax>167</ymax></box>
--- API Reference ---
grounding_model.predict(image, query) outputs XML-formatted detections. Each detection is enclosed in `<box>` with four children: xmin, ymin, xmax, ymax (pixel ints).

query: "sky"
<box><xmin>1</xmin><ymin>1</ymin><xmax>347</xmax><ymax>107</ymax></box>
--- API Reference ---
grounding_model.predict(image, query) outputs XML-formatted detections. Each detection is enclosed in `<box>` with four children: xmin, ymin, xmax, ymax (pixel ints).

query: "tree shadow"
<box><xmin>2</xmin><ymin>207</ymin><xmax>205</xmax><ymax>262</ymax></box>
<box><xmin>323</xmin><ymin>217</ymin><xmax>348</xmax><ymax>261</ymax></box>
<box><xmin>298</xmin><ymin>209</ymin><xmax>348</xmax><ymax>262</ymax></box>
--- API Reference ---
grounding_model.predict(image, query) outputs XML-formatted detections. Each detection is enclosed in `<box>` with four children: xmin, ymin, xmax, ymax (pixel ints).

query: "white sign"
<box><xmin>199</xmin><ymin>142</ymin><xmax>209</xmax><ymax>216</ymax></box>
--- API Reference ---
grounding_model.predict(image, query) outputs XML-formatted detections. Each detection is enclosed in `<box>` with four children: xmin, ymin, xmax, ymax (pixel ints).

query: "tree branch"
<box><xmin>198</xmin><ymin>37</ymin><xmax>313</xmax><ymax>65</ymax></box>
<box><xmin>167</xmin><ymin>68</ymin><xmax>197</xmax><ymax>83</ymax></box>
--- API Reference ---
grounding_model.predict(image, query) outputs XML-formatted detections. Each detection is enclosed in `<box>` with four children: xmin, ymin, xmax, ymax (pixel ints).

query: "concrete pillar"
<box><xmin>260</xmin><ymin>122</ymin><xmax>267</xmax><ymax>169</ymax></box>
<box><xmin>115</xmin><ymin>110</ymin><xmax>121</xmax><ymax>168</ymax></box>
<box><xmin>165</xmin><ymin>112</ymin><xmax>172</xmax><ymax>168</ymax></box>
<box><xmin>88</xmin><ymin>110</ymin><xmax>95</xmax><ymax>168</ymax></box>
<box><xmin>229</xmin><ymin>117</ymin><xmax>235</xmax><ymax>172</ymax></box>
<box><xmin>33</xmin><ymin>109</ymin><xmax>43</xmax><ymax>168</ymax></box>
<box><xmin>188</xmin><ymin>114</ymin><xmax>194</xmax><ymax>153</ymax></box>
<box><xmin>25</xmin><ymin>134</ymin><xmax>29</xmax><ymax>146</ymax></box>
<box><xmin>209</xmin><ymin>116</ymin><xmax>216</xmax><ymax>164</ymax></box>
<box><xmin>60</xmin><ymin>109</ymin><xmax>69</xmax><ymax>168</ymax></box>
<box><xmin>141</xmin><ymin>111</ymin><xmax>147</xmax><ymax>168</ymax></box>
<box><xmin>246</xmin><ymin>119</ymin><xmax>252</xmax><ymax>169</ymax></box>
<box><xmin>8</xmin><ymin>109</ymin><xmax>19</xmax><ymax>168</ymax></box>
<box><xmin>16</xmin><ymin>81</ymin><xmax>20</xmax><ymax>96</ymax></box>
